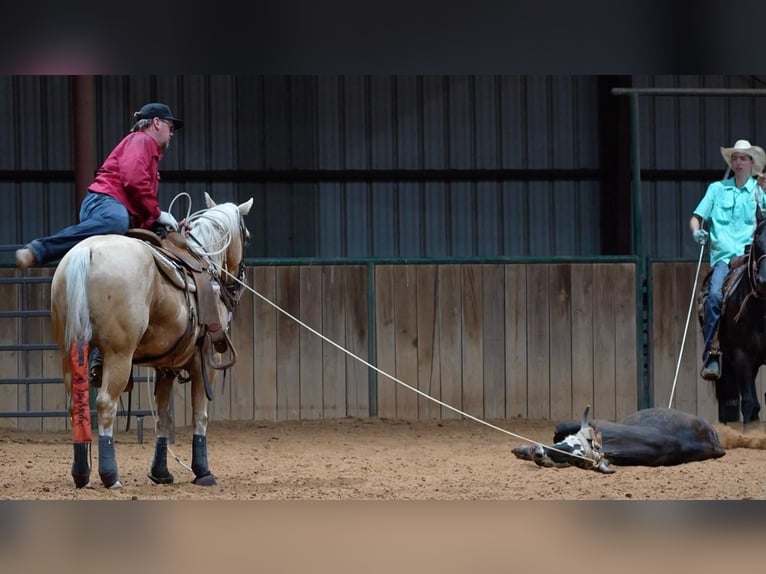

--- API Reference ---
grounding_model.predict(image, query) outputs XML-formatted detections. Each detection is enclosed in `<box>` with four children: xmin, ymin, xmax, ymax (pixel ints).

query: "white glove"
<box><xmin>693</xmin><ymin>229</ymin><xmax>709</xmax><ymax>245</ymax></box>
<box><xmin>157</xmin><ymin>210</ymin><xmax>179</xmax><ymax>231</ymax></box>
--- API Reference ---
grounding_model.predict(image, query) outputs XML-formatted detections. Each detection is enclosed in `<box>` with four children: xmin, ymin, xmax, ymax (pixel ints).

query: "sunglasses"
<box><xmin>157</xmin><ymin>118</ymin><xmax>175</xmax><ymax>133</ymax></box>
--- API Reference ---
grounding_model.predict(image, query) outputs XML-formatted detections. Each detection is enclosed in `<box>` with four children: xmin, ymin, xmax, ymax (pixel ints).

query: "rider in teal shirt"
<box><xmin>690</xmin><ymin>139</ymin><xmax>766</xmax><ymax>380</ymax></box>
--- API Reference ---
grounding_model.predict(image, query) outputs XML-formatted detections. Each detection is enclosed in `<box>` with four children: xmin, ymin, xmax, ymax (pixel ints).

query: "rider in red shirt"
<box><xmin>15</xmin><ymin>102</ymin><xmax>183</xmax><ymax>269</ymax></box>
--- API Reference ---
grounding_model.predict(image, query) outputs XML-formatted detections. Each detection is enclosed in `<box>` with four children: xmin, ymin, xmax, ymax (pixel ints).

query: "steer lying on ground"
<box><xmin>512</xmin><ymin>406</ymin><xmax>726</xmax><ymax>474</ymax></box>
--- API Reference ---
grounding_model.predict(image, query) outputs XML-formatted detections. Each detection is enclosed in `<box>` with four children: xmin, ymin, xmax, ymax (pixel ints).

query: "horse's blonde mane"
<box><xmin>186</xmin><ymin>202</ymin><xmax>243</xmax><ymax>274</ymax></box>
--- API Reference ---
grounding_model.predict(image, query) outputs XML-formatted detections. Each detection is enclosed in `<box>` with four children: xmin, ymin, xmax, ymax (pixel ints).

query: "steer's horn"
<box><xmin>580</xmin><ymin>405</ymin><xmax>591</xmax><ymax>429</ymax></box>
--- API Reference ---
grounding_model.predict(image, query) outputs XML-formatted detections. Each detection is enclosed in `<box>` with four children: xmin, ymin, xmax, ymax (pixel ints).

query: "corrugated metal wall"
<box><xmin>632</xmin><ymin>74</ymin><xmax>766</xmax><ymax>259</ymax></box>
<box><xmin>4</xmin><ymin>74</ymin><xmax>766</xmax><ymax>263</ymax></box>
<box><xmin>1</xmin><ymin>75</ymin><xmax>605</xmax><ymax>262</ymax></box>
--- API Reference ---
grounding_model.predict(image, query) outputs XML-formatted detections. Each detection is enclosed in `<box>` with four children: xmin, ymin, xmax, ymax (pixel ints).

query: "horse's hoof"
<box><xmin>148</xmin><ymin>472</ymin><xmax>175</xmax><ymax>485</ymax></box>
<box><xmin>192</xmin><ymin>473</ymin><xmax>217</xmax><ymax>487</ymax></box>
<box><xmin>107</xmin><ymin>480</ymin><xmax>123</xmax><ymax>490</ymax></box>
<box><xmin>72</xmin><ymin>473</ymin><xmax>91</xmax><ymax>489</ymax></box>
<box><xmin>74</xmin><ymin>480</ymin><xmax>93</xmax><ymax>490</ymax></box>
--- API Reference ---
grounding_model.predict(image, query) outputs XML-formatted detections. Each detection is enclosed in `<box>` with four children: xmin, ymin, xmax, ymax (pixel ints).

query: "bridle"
<box><xmin>746</xmin><ymin>220</ymin><xmax>766</xmax><ymax>299</ymax></box>
<box><xmin>219</xmin><ymin>215</ymin><xmax>249</xmax><ymax>314</ymax></box>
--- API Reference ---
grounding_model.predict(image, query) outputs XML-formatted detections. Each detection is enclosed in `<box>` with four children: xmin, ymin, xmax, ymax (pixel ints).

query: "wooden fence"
<box><xmin>2</xmin><ymin>261</ymin><xmax>649</xmax><ymax>430</ymax></box>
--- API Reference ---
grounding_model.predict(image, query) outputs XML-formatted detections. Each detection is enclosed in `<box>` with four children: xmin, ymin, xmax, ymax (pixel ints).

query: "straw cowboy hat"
<box><xmin>720</xmin><ymin>139</ymin><xmax>766</xmax><ymax>174</ymax></box>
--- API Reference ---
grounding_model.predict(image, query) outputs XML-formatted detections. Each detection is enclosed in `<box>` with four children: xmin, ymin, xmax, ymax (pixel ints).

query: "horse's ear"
<box><xmin>239</xmin><ymin>197</ymin><xmax>254</xmax><ymax>216</ymax></box>
<box><xmin>204</xmin><ymin>192</ymin><xmax>217</xmax><ymax>209</ymax></box>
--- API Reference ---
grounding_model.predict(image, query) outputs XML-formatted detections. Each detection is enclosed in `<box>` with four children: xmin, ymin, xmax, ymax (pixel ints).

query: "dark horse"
<box><xmin>699</xmin><ymin>207</ymin><xmax>766</xmax><ymax>426</ymax></box>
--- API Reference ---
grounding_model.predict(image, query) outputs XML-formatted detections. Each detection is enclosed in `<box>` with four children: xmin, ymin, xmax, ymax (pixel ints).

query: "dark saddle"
<box><xmin>698</xmin><ymin>252</ymin><xmax>750</xmax><ymax>325</ymax></box>
<box><xmin>125</xmin><ymin>228</ymin><xmax>237</xmax><ymax>400</ymax></box>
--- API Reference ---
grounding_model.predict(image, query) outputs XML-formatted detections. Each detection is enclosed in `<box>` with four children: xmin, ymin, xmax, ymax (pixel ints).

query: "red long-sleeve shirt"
<box><xmin>88</xmin><ymin>131</ymin><xmax>164</xmax><ymax>229</ymax></box>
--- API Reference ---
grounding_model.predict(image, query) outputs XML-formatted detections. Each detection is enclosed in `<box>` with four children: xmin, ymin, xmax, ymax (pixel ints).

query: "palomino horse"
<box><xmin>51</xmin><ymin>192</ymin><xmax>253</xmax><ymax>489</ymax></box>
<box><xmin>699</xmin><ymin>207</ymin><xmax>766</xmax><ymax>427</ymax></box>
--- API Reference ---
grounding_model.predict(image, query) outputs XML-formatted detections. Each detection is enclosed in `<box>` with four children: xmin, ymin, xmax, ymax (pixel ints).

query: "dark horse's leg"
<box><xmin>715</xmin><ymin>355</ymin><xmax>741</xmax><ymax>423</ymax></box>
<box><xmin>189</xmin><ymin>359</ymin><xmax>217</xmax><ymax>486</ymax></box>
<box><xmin>148</xmin><ymin>369</ymin><xmax>178</xmax><ymax>484</ymax></box>
<box><xmin>739</xmin><ymin>363</ymin><xmax>761</xmax><ymax>429</ymax></box>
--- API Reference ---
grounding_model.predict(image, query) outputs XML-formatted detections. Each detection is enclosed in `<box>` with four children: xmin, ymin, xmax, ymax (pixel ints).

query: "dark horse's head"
<box><xmin>750</xmin><ymin>208</ymin><xmax>766</xmax><ymax>297</ymax></box>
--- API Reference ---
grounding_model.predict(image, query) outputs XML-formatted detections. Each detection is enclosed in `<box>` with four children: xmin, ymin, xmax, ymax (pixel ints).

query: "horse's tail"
<box><xmin>63</xmin><ymin>246</ymin><xmax>93</xmax><ymax>349</ymax></box>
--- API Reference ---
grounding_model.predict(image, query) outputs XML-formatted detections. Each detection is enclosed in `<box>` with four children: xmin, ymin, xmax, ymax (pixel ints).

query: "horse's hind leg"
<box><xmin>189</xmin><ymin>361</ymin><xmax>217</xmax><ymax>486</ymax></box>
<box><xmin>64</xmin><ymin>345</ymin><xmax>92</xmax><ymax>488</ymax></box>
<box><xmin>148</xmin><ymin>369</ymin><xmax>177</xmax><ymax>485</ymax></box>
<box><xmin>94</xmin><ymin>355</ymin><xmax>133</xmax><ymax>489</ymax></box>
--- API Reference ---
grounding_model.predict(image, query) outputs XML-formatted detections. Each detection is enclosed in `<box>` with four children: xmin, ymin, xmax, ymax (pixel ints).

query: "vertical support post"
<box><xmin>367</xmin><ymin>262</ymin><xmax>377</xmax><ymax>416</ymax></box>
<box><xmin>629</xmin><ymin>93</ymin><xmax>650</xmax><ymax>409</ymax></box>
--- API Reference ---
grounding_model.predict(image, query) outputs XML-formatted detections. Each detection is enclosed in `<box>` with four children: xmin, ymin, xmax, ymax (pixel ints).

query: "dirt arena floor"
<box><xmin>1</xmin><ymin>416</ymin><xmax>766</xmax><ymax>500</ymax></box>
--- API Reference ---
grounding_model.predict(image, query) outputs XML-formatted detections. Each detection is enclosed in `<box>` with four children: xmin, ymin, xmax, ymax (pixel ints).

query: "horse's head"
<box><xmin>186</xmin><ymin>193</ymin><xmax>253</xmax><ymax>307</ymax></box>
<box><xmin>750</xmin><ymin>208</ymin><xmax>766</xmax><ymax>296</ymax></box>
<box><xmin>203</xmin><ymin>191</ymin><xmax>252</xmax><ymax>278</ymax></box>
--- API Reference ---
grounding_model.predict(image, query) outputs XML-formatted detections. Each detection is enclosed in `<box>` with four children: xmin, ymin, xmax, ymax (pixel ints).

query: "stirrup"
<box><xmin>701</xmin><ymin>355</ymin><xmax>720</xmax><ymax>381</ymax></box>
<box><xmin>88</xmin><ymin>349</ymin><xmax>103</xmax><ymax>388</ymax></box>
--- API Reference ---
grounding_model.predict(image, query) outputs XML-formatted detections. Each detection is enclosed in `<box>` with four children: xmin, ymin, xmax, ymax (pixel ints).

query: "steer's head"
<box><xmin>512</xmin><ymin>405</ymin><xmax>615</xmax><ymax>474</ymax></box>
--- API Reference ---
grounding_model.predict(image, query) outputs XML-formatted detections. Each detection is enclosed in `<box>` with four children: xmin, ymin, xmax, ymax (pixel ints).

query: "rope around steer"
<box><xmin>208</xmin><ymin>265</ymin><xmax>605</xmax><ymax>470</ymax></box>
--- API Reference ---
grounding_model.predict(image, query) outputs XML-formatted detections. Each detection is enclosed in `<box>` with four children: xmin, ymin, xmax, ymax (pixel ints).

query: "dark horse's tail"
<box><xmin>63</xmin><ymin>246</ymin><xmax>93</xmax><ymax>351</ymax></box>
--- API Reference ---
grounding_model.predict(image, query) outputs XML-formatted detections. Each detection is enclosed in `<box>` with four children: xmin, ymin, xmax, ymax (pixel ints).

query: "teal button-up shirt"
<box><xmin>693</xmin><ymin>176</ymin><xmax>766</xmax><ymax>266</ymax></box>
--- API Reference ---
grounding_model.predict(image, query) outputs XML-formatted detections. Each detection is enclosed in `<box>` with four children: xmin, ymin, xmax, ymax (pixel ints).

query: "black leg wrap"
<box><xmin>191</xmin><ymin>434</ymin><xmax>217</xmax><ymax>486</ymax></box>
<box><xmin>97</xmin><ymin>435</ymin><xmax>120</xmax><ymax>488</ymax></box>
<box><xmin>148</xmin><ymin>437</ymin><xmax>174</xmax><ymax>484</ymax></box>
<box><xmin>71</xmin><ymin>443</ymin><xmax>91</xmax><ymax>489</ymax></box>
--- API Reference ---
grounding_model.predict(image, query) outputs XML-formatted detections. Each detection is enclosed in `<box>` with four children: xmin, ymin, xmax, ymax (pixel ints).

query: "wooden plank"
<box><xmin>570</xmin><ymin>264</ymin><xmax>594</xmax><ymax>416</ymax></box>
<box><xmin>651</xmin><ymin>262</ymin><xmax>676</xmax><ymax>410</ymax></box>
<box><xmin>482</xmin><ymin>264</ymin><xmax>505</xmax><ymax>419</ymax></box>
<box><xmin>592</xmin><ymin>264</ymin><xmax>616</xmax><ymax>421</ymax></box>
<box><xmin>505</xmin><ymin>264</ymin><xmax>528</xmax><ymax>418</ymax></box>
<box><xmin>299</xmin><ymin>266</ymin><xmax>323</xmax><ymax>419</ymax></box>
<box><xmin>374</xmin><ymin>265</ymin><xmax>397</xmax><ymax>418</ymax></box>
<box><xmin>671</xmin><ymin>262</ymin><xmax>697</xmax><ymax>415</ymax></box>
<box><xmin>438</xmin><ymin>264</ymin><xmax>462</xmax><ymax>419</ymax></box>
<box><xmin>393</xmin><ymin>265</ymin><xmax>418</xmax><ymax>419</ymax></box>
<box><xmin>0</xmin><ymin>269</ymin><xmax>19</xmax><ymax>429</ymax></box>
<box><xmin>322</xmin><ymin>266</ymin><xmax>347</xmax><ymax>418</ymax></box>
<box><xmin>614</xmin><ymin>263</ymin><xmax>637</xmax><ymax>419</ymax></box>
<box><xmin>416</xmin><ymin>265</ymin><xmax>441</xmax><ymax>420</ymax></box>
<box><xmin>344</xmin><ymin>265</ymin><xmax>369</xmax><ymax>418</ymax></box>
<box><xmin>461</xmin><ymin>264</ymin><xmax>484</xmax><ymax>418</ymax></box>
<box><xmin>548</xmin><ymin>263</ymin><xmax>572</xmax><ymax>420</ymax></box>
<box><xmin>276</xmin><ymin>266</ymin><xmax>300</xmax><ymax>420</ymax></box>
<box><xmin>526</xmin><ymin>264</ymin><xmax>550</xmax><ymax>419</ymax></box>
<box><xmin>230</xmin><ymin>266</ymin><xmax>255</xmax><ymax>421</ymax></box>
<box><xmin>253</xmin><ymin>266</ymin><xmax>277</xmax><ymax>421</ymax></box>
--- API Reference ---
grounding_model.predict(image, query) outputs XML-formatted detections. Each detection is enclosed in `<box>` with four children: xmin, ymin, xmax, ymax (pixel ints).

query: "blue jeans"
<box><xmin>702</xmin><ymin>260</ymin><xmax>728</xmax><ymax>361</ymax></box>
<box><xmin>27</xmin><ymin>191</ymin><xmax>130</xmax><ymax>265</ymax></box>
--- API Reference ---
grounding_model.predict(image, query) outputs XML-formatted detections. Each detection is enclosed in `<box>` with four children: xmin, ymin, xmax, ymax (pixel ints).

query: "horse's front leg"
<box><xmin>95</xmin><ymin>355</ymin><xmax>133</xmax><ymax>489</ymax></box>
<box><xmin>148</xmin><ymin>368</ymin><xmax>178</xmax><ymax>484</ymax></box>
<box><xmin>741</xmin><ymin>363</ymin><xmax>762</xmax><ymax>430</ymax></box>
<box><xmin>189</xmin><ymin>358</ymin><xmax>217</xmax><ymax>486</ymax></box>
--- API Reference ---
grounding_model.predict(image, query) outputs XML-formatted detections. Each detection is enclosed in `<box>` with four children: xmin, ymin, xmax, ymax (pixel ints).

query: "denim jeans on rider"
<box><xmin>702</xmin><ymin>260</ymin><xmax>729</xmax><ymax>361</ymax></box>
<box><xmin>26</xmin><ymin>191</ymin><xmax>130</xmax><ymax>266</ymax></box>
